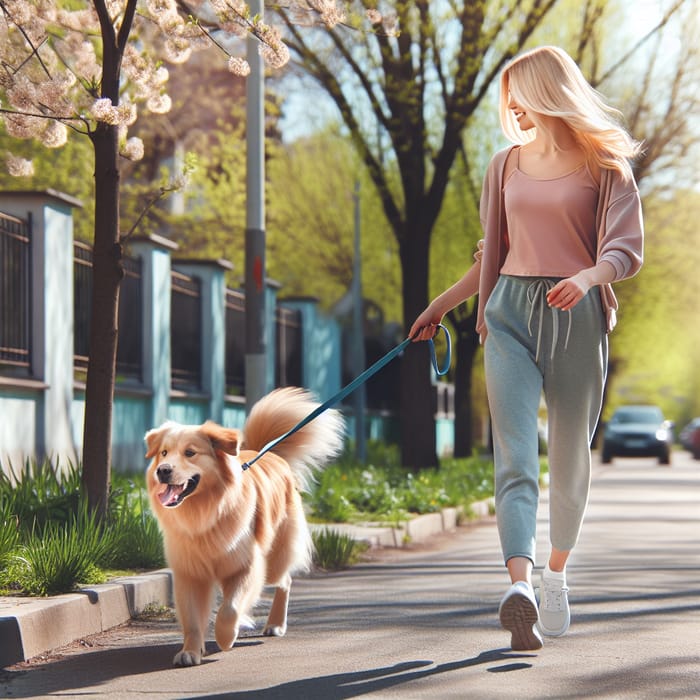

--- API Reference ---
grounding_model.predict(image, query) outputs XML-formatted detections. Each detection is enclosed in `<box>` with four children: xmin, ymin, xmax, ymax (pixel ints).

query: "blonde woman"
<box><xmin>410</xmin><ymin>46</ymin><xmax>643</xmax><ymax>650</ymax></box>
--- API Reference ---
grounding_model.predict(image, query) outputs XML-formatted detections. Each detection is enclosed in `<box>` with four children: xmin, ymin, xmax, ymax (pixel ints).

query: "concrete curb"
<box><xmin>309</xmin><ymin>500</ymin><xmax>494</xmax><ymax>548</ymax></box>
<box><xmin>0</xmin><ymin>501</ymin><xmax>493</xmax><ymax>667</ymax></box>
<box><xmin>0</xmin><ymin>570</ymin><xmax>173</xmax><ymax>668</ymax></box>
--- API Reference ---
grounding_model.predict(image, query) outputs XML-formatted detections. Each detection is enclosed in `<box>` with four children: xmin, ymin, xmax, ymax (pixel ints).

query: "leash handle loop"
<box><xmin>428</xmin><ymin>323</ymin><xmax>451</xmax><ymax>377</ymax></box>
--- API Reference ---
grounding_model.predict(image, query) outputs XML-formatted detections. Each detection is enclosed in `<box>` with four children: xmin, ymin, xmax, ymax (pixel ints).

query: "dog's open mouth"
<box><xmin>157</xmin><ymin>474</ymin><xmax>201</xmax><ymax>508</ymax></box>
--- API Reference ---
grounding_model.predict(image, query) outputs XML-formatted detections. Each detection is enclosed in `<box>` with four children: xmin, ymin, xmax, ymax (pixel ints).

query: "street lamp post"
<box><xmin>244</xmin><ymin>0</ymin><xmax>267</xmax><ymax>413</ymax></box>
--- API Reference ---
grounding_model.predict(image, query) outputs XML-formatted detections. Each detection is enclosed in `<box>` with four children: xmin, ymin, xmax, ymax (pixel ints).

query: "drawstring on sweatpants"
<box><xmin>526</xmin><ymin>279</ymin><xmax>572</xmax><ymax>363</ymax></box>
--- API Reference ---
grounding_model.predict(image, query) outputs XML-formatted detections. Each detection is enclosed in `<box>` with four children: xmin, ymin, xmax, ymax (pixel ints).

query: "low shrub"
<box><xmin>12</xmin><ymin>501</ymin><xmax>112</xmax><ymax>595</ymax></box>
<box><xmin>312</xmin><ymin>528</ymin><xmax>366</xmax><ymax>570</ymax></box>
<box><xmin>305</xmin><ymin>442</ymin><xmax>500</xmax><ymax>524</ymax></box>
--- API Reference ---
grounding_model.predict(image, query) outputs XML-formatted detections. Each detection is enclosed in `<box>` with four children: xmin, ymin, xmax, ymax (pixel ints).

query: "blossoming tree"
<box><xmin>0</xmin><ymin>0</ymin><xmax>351</xmax><ymax>515</ymax></box>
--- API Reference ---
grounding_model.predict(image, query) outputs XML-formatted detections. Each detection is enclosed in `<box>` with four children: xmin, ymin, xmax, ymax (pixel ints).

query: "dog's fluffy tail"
<box><xmin>242</xmin><ymin>387</ymin><xmax>345</xmax><ymax>491</ymax></box>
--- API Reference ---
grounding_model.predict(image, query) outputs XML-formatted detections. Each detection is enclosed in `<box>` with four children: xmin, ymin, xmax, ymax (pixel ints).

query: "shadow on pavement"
<box><xmin>0</xmin><ymin>646</ymin><xmax>534</xmax><ymax>699</ymax></box>
<box><xmin>184</xmin><ymin>649</ymin><xmax>535</xmax><ymax>699</ymax></box>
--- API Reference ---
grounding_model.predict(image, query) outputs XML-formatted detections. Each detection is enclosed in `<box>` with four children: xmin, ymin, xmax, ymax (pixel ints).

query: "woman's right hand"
<box><xmin>474</xmin><ymin>238</ymin><xmax>484</xmax><ymax>263</ymax></box>
<box><xmin>408</xmin><ymin>306</ymin><xmax>443</xmax><ymax>342</ymax></box>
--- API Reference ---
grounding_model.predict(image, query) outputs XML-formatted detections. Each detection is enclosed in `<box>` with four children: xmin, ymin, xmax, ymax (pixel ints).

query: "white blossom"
<box><xmin>311</xmin><ymin>0</ymin><xmax>346</xmax><ymax>27</ymax></box>
<box><xmin>259</xmin><ymin>41</ymin><xmax>290</xmax><ymax>70</ymax></box>
<box><xmin>40</xmin><ymin>120</ymin><xmax>68</xmax><ymax>148</ymax></box>
<box><xmin>163</xmin><ymin>37</ymin><xmax>193</xmax><ymax>64</ymax></box>
<box><xmin>3</xmin><ymin>113</ymin><xmax>45</xmax><ymax>139</ymax></box>
<box><xmin>121</xmin><ymin>137</ymin><xmax>144</xmax><ymax>161</ymax></box>
<box><xmin>90</xmin><ymin>98</ymin><xmax>121</xmax><ymax>125</ymax></box>
<box><xmin>6</xmin><ymin>153</ymin><xmax>35</xmax><ymax>177</ymax></box>
<box><xmin>0</xmin><ymin>0</ymin><xmax>371</xmax><ymax>176</ymax></box>
<box><xmin>366</xmin><ymin>9</ymin><xmax>382</xmax><ymax>25</ymax></box>
<box><xmin>146</xmin><ymin>94</ymin><xmax>172</xmax><ymax>114</ymax></box>
<box><xmin>118</xmin><ymin>103</ymin><xmax>138</xmax><ymax>126</ymax></box>
<box><xmin>228</xmin><ymin>56</ymin><xmax>251</xmax><ymax>77</ymax></box>
<box><xmin>153</xmin><ymin>66</ymin><xmax>169</xmax><ymax>87</ymax></box>
<box><xmin>171</xmin><ymin>171</ymin><xmax>189</xmax><ymax>190</ymax></box>
<box><xmin>7</xmin><ymin>74</ymin><xmax>37</xmax><ymax>112</ymax></box>
<box><xmin>146</xmin><ymin>0</ymin><xmax>180</xmax><ymax>26</ymax></box>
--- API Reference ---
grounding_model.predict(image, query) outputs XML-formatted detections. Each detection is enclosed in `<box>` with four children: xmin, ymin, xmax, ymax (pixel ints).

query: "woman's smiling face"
<box><xmin>508</xmin><ymin>94</ymin><xmax>536</xmax><ymax>132</ymax></box>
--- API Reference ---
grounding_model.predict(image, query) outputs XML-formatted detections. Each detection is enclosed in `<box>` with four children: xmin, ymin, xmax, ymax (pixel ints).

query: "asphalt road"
<box><xmin>2</xmin><ymin>452</ymin><xmax>699</xmax><ymax>699</ymax></box>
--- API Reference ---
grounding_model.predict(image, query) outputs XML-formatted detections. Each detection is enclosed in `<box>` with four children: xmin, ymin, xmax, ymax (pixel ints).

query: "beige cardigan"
<box><xmin>477</xmin><ymin>146</ymin><xmax>644</xmax><ymax>338</ymax></box>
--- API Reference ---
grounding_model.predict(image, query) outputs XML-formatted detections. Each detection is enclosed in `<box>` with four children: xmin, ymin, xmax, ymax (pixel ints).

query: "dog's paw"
<box><xmin>173</xmin><ymin>649</ymin><xmax>202</xmax><ymax>667</ymax></box>
<box><xmin>263</xmin><ymin>625</ymin><xmax>287</xmax><ymax>637</ymax></box>
<box><xmin>215</xmin><ymin>612</ymin><xmax>238</xmax><ymax>650</ymax></box>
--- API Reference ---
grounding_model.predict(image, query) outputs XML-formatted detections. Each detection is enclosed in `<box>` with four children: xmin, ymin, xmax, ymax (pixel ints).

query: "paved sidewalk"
<box><xmin>1</xmin><ymin>455</ymin><xmax>699</xmax><ymax>699</ymax></box>
<box><xmin>0</xmin><ymin>500</ymin><xmax>492</xmax><ymax>667</ymax></box>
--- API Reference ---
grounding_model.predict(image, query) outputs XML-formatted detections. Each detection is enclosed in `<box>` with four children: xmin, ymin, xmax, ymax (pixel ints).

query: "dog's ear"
<box><xmin>201</xmin><ymin>421</ymin><xmax>241</xmax><ymax>456</ymax></box>
<box><xmin>144</xmin><ymin>421</ymin><xmax>178</xmax><ymax>459</ymax></box>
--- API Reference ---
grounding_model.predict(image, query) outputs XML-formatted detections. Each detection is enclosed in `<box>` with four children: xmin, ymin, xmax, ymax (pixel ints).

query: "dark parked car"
<box><xmin>679</xmin><ymin>418</ymin><xmax>700</xmax><ymax>459</ymax></box>
<box><xmin>601</xmin><ymin>405</ymin><xmax>673</xmax><ymax>465</ymax></box>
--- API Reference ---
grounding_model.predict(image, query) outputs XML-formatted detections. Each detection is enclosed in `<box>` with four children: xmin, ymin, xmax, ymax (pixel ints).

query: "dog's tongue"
<box><xmin>158</xmin><ymin>483</ymin><xmax>184</xmax><ymax>506</ymax></box>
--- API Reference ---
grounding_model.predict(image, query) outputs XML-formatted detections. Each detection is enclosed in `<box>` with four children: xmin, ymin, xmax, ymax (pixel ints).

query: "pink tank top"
<box><xmin>500</xmin><ymin>158</ymin><xmax>599</xmax><ymax>278</ymax></box>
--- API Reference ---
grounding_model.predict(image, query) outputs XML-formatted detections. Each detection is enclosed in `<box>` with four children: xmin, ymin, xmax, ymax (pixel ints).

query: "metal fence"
<box><xmin>224</xmin><ymin>293</ymin><xmax>304</xmax><ymax>396</ymax></box>
<box><xmin>73</xmin><ymin>241</ymin><xmax>143</xmax><ymax>382</ymax></box>
<box><xmin>276</xmin><ymin>305</ymin><xmax>302</xmax><ymax>388</ymax></box>
<box><xmin>73</xmin><ymin>241</ymin><xmax>92</xmax><ymax>379</ymax></box>
<box><xmin>0</xmin><ymin>211</ymin><xmax>32</xmax><ymax>376</ymax></box>
<box><xmin>69</xmin><ymin>242</ymin><xmax>303</xmax><ymax>396</ymax></box>
<box><xmin>117</xmin><ymin>255</ymin><xmax>143</xmax><ymax>381</ymax></box>
<box><xmin>225</xmin><ymin>288</ymin><xmax>245</xmax><ymax>395</ymax></box>
<box><xmin>170</xmin><ymin>269</ymin><xmax>202</xmax><ymax>390</ymax></box>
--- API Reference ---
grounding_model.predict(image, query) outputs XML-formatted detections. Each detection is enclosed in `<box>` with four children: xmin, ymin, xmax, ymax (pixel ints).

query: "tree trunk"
<box><xmin>82</xmin><ymin>122</ymin><xmax>122</xmax><ymax>518</ymax></box>
<box><xmin>449</xmin><ymin>303</ymin><xmax>480</xmax><ymax>457</ymax></box>
<box><xmin>398</xmin><ymin>228</ymin><xmax>436</xmax><ymax>470</ymax></box>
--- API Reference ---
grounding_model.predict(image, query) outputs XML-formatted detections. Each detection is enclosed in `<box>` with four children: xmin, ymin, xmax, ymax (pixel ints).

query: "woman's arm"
<box><xmin>546</xmin><ymin>260</ymin><xmax>617</xmax><ymax>311</ymax></box>
<box><xmin>409</xmin><ymin>258</ymin><xmax>481</xmax><ymax>341</ymax></box>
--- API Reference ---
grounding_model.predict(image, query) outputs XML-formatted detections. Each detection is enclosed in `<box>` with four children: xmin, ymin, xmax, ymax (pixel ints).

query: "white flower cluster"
<box><xmin>306</xmin><ymin>0</ymin><xmax>347</xmax><ymax>27</ymax></box>
<box><xmin>6</xmin><ymin>152</ymin><xmax>34</xmax><ymax>177</ymax></box>
<box><xmin>0</xmin><ymin>0</ymin><xmax>369</xmax><ymax>176</ymax></box>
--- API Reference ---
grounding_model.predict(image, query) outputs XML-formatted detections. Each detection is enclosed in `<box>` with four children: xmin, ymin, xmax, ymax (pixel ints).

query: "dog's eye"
<box><xmin>161</xmin><ymin>450</ymin><xmax>167</xmax><ymax>457</ymax></box>
<box><xmin>184</xmin><ymin>449</ymin><xmax>195</xmax><ymax>458</ymax></box>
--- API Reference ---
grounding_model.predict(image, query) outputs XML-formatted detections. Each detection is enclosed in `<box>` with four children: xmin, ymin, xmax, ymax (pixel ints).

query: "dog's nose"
<box><xmin>156</xmin><ymin>465</ymin><xmax>172</xmax><ymax>483</ymax></box>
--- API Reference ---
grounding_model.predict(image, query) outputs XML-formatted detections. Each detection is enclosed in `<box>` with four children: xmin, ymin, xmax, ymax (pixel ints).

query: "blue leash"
<box><xmin>241</xmin><ymin>324</ymin><xmax>451</xmax><ymax>470</ymax></box>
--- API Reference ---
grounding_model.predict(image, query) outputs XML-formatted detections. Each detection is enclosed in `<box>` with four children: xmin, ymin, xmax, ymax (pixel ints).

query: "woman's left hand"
<box><xmin>546</xmin><ymin>274</ymin><xmax>589</xmax><ymax>311</ymax></box>
<box><xmin>547</xmin><ymin>262</ymin><xmax>618</xmax><ymax>311</ymax></box>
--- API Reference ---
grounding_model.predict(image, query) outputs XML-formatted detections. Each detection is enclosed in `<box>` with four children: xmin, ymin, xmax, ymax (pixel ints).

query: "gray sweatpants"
<box><xmin>484</xmin><ymin>274</ymin><xmax>608</xmax><ymax>565</ymax></box>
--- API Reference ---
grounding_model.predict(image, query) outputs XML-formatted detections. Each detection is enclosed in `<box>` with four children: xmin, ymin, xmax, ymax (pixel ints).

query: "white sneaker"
<box><xmin>538</xmin><ymin>567</ymin><xmax>570</xmax><ymax>636</ymax></box>
<box><xmin>498</xmin><ymin>581</ymin><xmax>543</xmax><ymax>651</ymax></box>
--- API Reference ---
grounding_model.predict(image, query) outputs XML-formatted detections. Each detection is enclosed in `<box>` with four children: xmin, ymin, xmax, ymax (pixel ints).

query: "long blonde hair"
<box><xmin>500</xmin><ymin>46</ymin><xmax>642</xmax><ymax>180</ymax></box>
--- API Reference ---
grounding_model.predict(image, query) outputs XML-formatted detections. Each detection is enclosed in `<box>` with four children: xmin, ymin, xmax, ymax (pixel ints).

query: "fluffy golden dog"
<box><xmin>145</xmin><ymin>387</ymin><xmax>344</xmax><ymax>667</ymax></box>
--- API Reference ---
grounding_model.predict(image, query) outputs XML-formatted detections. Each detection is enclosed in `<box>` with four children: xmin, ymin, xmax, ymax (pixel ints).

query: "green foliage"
<box><xmin>122</xmin><ymin>117</ymin><xmax>248</xmax><ymax>270</ymax></box>
<box><xmin>267</xmin><ymin>128</ymin><xmax>402</xmax><ymax>320</ymax></box>
<box><xmin>311</xmin><ymin>528</ymin><xmax>366</xmax><ymax>571</ymax></box>
<box><xmin>305</xmin><ymin>441</ymin><xmax>498</xmax><ymax>524</ymax></box>
<box><xmin>603</xmin><ymin>189</ymin><xmax>700</xmax><ymax>425</ymax></box>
